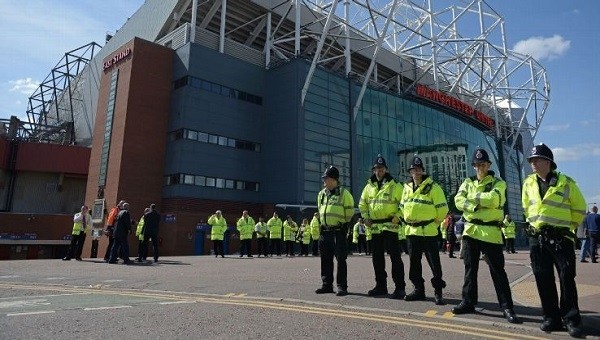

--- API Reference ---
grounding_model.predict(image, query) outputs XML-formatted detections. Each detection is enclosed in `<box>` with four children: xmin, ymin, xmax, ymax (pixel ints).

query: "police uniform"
<box><xmin>208</xmin><ymin>211</ymin><xmax>227</xmax><ymax>258</ymax></box>
<box><xmin>522</xmin><ymin>144</ymin><xmax>586</xmax><ymax>337</ymax></box>
<box><xmin>236</xmin><ymin>212</ymin><xmax>255</xmax><ymax>257</ymax></box>
<box><xmin>452</xmin><ymin>149</ymin><xmax>519</xmax><ymax>324</ymax></box>
<box><xmin>267</xmin><ymin>213</ymin><xmax>283</xmax><ymax>256</ymax></box>
<box><xmin>315</xmin><ymin>166</ymin><xmax>355</xmax><ymax>296</ymax></box>
<box><xmin>400</xmin><ymin>156</ymin><xmax>449</xmax><ymax>305</ymax></box>
<box><xmin>502</xmin><ymin>216</ymin><xmax>516</xmax><ymax>254</ymax></box>
<box><xmin>358</xmin><ymin>155</ymin><xmax>406</xmax><ymax>299</ymax></box>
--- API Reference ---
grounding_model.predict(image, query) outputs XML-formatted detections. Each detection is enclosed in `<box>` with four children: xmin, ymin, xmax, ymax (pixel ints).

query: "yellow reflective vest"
<box><xmin>72</xmin><ymin>212</ymin><xmax>92</xmax><ymax>235</ymax></box>
<box><xmin>255</xmin><ymin>222</ymin><xmax>268</xmax><ymax>238</ymax></box>
<box><xmin>400</xmin><ymin>176</ymin><xmax>448</xmax><ymax>237</ymax></box>
<box><xmin>283</xmin><ymin>220</ymin><xmax>298</xmax><ymax>241</ymax></box>
<box><xmin>236</xmin><ymin>216</ymin><xmax>255</xmax><ymax>240</ymax></box>
<box><xmin>352</xmin><ymin>222</ymin><xmax>366</xmax><ymax>243</ymax></box>
<box><xmin>309</xmin><ymin>216</ymin><xmax>320</xmax><ymax>239</ymax></box>
<box><xmin>208</xmin><ymin>214</ymin><xmax>227</xmax><ymax>241</ymax></box>
<box><xmin>522</xmin><ymin>172</ymin><xmax>586</xmax><ymax>236</ymax></box>
<box><xmin>135</xmin><ymin>217</ymin><xmax>145</xmax><ymax>241</ymax></box>
<box><xmin>502</xmin><ymin>218</ymin><xmax>516</xmax><ymax>239</ymax></box>
<box><xmin>297</xmin><ymin>225</ymin><xmax>311</xmax><ymax>244</ymax></box>
<box><xmin>454</xmin><ymin>172</ymin><xmax>506</xmax><ymax>244</ymax></box>
<box><xmin>317</xmin><ymin>186</ymin><xmax>355</xmax><ymax>227</ymax></box>
<box><xmin>267</xmin><ymin>217</ymin><xmax>283</xmax><ymax>239</ymax></box>
<box><xmin>358</xmin><ymin>173</ymin><xmax>403</xmax><ymax>235</ymax></box>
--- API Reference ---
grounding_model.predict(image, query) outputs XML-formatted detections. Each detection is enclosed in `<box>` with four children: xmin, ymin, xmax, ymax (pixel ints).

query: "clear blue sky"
<box><xmin>0</xmin><ymin>1</ymin><xmax>598</xmax><ymax>207</ymax></box>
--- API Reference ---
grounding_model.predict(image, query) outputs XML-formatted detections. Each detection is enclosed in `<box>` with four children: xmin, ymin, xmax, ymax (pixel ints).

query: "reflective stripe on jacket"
<box><xmin>502</xmin><ymin>219</ymin><xmax>516</xmax><ymax>239</ymax></box>
<box><xmin>454</xmin><ymin>173</ymin><xmax>506</xmax><ymax>244</ymax></box>
<box><xmin>318</xmin><ymin>186</ymin><xmax>355</xmax><ymax>227</ymax></box>
<box><xmin>135</xmin><ymin>217</ymin><xmax>145</xmax><ymax>241</ymax></box>
<box><xmin>522</xmin><ymin>172</ymin><xmax>586</xmax><ymax>235</ymax></box>
<box><xmin>283</xmin><ymin>221</ymin><xmax>298</xmax><ymax>241</ymax></box>
<box><xmin>208</xmin><ymin>215</ymin><xmax>227</xmax><ymax>241</ymax></box>
<box><xmin>358</xmin><ymin>174</ymin><xmax>402</xmax><ymax>234</ymax></box>
<box><xmin>400</xmin><ymin>176</ymin><xmax>448</xmax><ymax>237</ymax></box>
<box><xmin>267</xmin><ymin>217</ymin><xmax>283</xmax><ymax>239</ymax></box>
<box><xmin>236</xmin><ymin>216</ymin><xmax>255</xmax><ymax>240</ymax></box>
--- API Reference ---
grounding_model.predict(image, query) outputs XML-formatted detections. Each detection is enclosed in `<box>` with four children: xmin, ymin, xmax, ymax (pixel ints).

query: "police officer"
<box><xmin>208</xmin><ymin>210</ymin><xmax>227</xmax><ymax>258</ymax></box>
<box><xmin>502</xmin><ymin>215</ymin><xmax>516</xmax><ymax>254</ymax></box>
<box><xmin>400</xmin><ymin>156</ymin><xmax>449</xmax><ymax>305</ymax></box>
<box><xmin>267</xmin><ymin>212</ymin><xmax>283</xmax><ymax>256</ymax></box>
<box><xmin>451</xmin><ymin>148</ymin><xmax>520</xmax><ymax>324</ymax></box>
<box><xmin>315</xmin><ymin>166</ymin><xmax>355</xmax><ymax>296</ymax></box>
<box><xmin>236</xmin><ymin>210</ymin><xmax>255</xmax><ymax>257</ymax></box>
<box><xmin>309</xmin><ymin>212</ymin><xmax>320</xmax><ymax>256</ymax></box>
<box><xmin>522</xmin><ymin>143</ymin><xmax>586</xmax><ymax>337</ymax></box>
<box><xmin>254</xmin><ymin>217</ymin><xmax>269</xmax><ymax>257</ymax></box>
<box><xmin>358</xmin><ymin>154</ymin><xmax>406</xmax><ymax>299</ymax></box>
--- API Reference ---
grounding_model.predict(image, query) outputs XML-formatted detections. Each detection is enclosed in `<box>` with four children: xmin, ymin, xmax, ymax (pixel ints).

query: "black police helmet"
<box><xmin>471</xmin><ymin>148</ymin><xmax>491</xmax><ymax>165</ymax></box>
<box><xmin>408</xmin><ymin>156</ymin><xmax>425</xmax><ymax>172</ymax></box>
<box><xmin>527</xmin><ymin>143</ymin><xmax>557</xmax><ymax>170</ymax></box>
<box><xmin>321</xmin><ymin>166</ymin><xmax>340</xmax><ymax>180</ymax></box>
<box><xmin>372</xmin><ymin>154</ymin><xmax>387</xmax><ymax>169</ymax></box>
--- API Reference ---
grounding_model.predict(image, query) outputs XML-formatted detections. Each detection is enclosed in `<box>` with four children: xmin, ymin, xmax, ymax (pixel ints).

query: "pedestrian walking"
<box><xmin>142</xmin><ymin>204</ymin><xmax>161</xmax><ymax>262</ymax></box>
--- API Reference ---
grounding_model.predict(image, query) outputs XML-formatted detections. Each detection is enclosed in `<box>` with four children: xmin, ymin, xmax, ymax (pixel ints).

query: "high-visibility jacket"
<box><xmin>317</xmin><ymin>186</ymin><xmax>354</xmax><ymax>227</ymax></box>
<box><xmin>283</xmin><ymin>220</ymin><xmax>298</xmax><ymax>241</ymax></box>
<box><xmin>106</xmin><ymin>206</ymin><xmax>119</xmax><ymax>227</ymax></box>
<box><xmin>400</xmin><ymin>176</ymin><xmax>448</xmax><ymax>237</ymax></box>
<box><xmin>309</xmin><ymin>216</ymin><xmax>320</xmax><ymax>239</ymax></box>
<box><xmin>208</xmin><ymin>214</ymin><xmax>227</xmax><ymax>241</ymax></box>
<box><xmin>366</xmin><ymin>225</ymin><xmax>373</xmax><ymax>241</ymax></box>
<box><xmin>359</xmin><ymin>173</ymin><xmax>402</xmax><ymax>235</ymax></box>
<box><xmin>297</xmin><ymin>225</ymin><xmax>311</xmax><ymax>244</ymax></box>
<box><xmin>353</xmin><ymin>222</ymin><xmax>367</xmax><ymax>243</ymax></box>
<box><xmin>72</xmin><ymin>212</ymin><xmax>92</xmax><ymax>235</ymax></box>
<box><xmin>502</xmin><ymin>218</ymin><xmax>516</xmax><ymax>239</ymax></box>
<box><xmin>236</xmin><ymin>216</ymin><xmax>255</xmax><ymax>240</ymax></box>
<box><xmin>267</xmin><ymin>217</ymin><xmax>283</xmax><ymax>239</ymax></box>
<box><xmin>255</xmin><ymin>222</ymin><xmax>268</xmax><ymax>238</ymax></box>
<box><xmin>135</xmin><ymin>216</ymin><xmax>145</xmax><ymax>241</ymax></box>
<box><xmin>454</xmin><ymin>172</ymin><xmax>506</xmax><ymax>244</ymax></box>
<box><xmin>522</xmin><ymin>171</ymin><xmax>586</xmax><ymax>237</ymax></box>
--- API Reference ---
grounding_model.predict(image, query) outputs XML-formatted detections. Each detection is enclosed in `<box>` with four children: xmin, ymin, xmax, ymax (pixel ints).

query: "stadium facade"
<box><xmin>9</xmin><ymin>0</ymin><xmax>552</xmax><ymax>257</ymax></box>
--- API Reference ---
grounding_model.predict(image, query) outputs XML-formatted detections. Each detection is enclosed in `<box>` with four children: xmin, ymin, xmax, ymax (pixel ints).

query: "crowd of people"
<box><xmin>62</xmin><ymin>143</ymin><xmax>590</xmax><ymax>338</ymax></box>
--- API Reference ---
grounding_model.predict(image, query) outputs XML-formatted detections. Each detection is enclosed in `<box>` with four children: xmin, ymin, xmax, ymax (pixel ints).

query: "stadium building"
<box><xmin>1</xmin><ymin>0</ymin><xmax>550</xmax><ymax>257</ymax></box>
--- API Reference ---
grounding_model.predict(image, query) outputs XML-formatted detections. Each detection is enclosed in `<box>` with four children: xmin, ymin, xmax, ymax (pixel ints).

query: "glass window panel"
<box><xmin>184</xmin><ymin>174</ymin><xmax>194</xmax><ymax>185</ymax></box>
<box><xmin>228</xmin><ymin>139</ymin><xmax>236</xmax><ymax>147</ymax></box>
<box><xmin>215</xmin><ymin>178</ymin><xmax>225</xmax><ymax>188</ymax></box>
<box><xmin>218</xmin><ymin>136</ymin><xmax>227</xmax><ymax>146</ymax></box>
<box><xmin>225</xmin><ymin>180</ymin><xmax>234</xmax><ymax>189</ymax></box>
<box><xmin>198</xmin><ymin>132</ymin><xmax>208</xmax><ymax>142</ymax></box>
<box><xmin>195</xmin><ymin>176</ymin><xmax>206</xmax><ymax>186</ymax></box>
<box><xmin>209</xmin><ymin>135</ymin><xmax>218</xmax><ymax>144</ymax></box>
<box><xmin>236</xmin><ymin>181</ymin><xmax>244</xmax><ymax>190</ymax></box>
<box><xmin>186</xmin><ymin>130</ymin><xmax>198</xmax><ymax>140</ymax></box>
<box><xmin>206</xmin><ymin>177</ymin><xmax>215</xmax><ymax>187</ymax></box>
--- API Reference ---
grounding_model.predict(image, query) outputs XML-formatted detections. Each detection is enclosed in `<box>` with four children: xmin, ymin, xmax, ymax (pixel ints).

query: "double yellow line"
<box><xmin>0</xmin><ymin>282</ymin><xmax>545</xmax><ymax>340</ymax></box>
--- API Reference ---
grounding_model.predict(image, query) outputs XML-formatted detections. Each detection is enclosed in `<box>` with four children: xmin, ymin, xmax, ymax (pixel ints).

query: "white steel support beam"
<box><xmin>344</xmin><ymin>0</ymin><xmax>351</xmax><ymax>76</ymax></box>
<box><xmin>190</xmin><ymin>0</ymin><xmax>198</xmax><ymax>43</ymax></box>
<box><xmin>352</xmin><ymin>0</ymin><xmax>399</xmax><ymax>120</ymax></box>
<box><xmin>301</xmin><ymin>0</ymin><xmax>340</xmax><ymax>105</ymax></box>
<box><xmin>219</xmin><ymin>0</ymin><xmax>227</xmax><ymax>53</ymax></box>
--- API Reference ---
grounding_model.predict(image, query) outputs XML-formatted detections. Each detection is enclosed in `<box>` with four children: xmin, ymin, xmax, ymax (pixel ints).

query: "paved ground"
<box><xmin>0</xmin><ymin>250</ymin><xmax>598</xmax><ymax>339</ymax></box>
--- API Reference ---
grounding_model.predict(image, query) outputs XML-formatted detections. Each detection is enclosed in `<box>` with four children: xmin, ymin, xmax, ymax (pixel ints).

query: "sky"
<box><xmin>0</xmin><ymin>1</ymin><xmax>598</xmax><ymax>207</ymax></box>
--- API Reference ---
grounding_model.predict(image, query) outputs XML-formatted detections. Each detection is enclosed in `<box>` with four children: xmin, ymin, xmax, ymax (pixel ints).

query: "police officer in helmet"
<box><xmin>522</xmin><ymin>143</ymin><xmax>586</xmax><ymax>337</ymax></box>
<box><xmin>452</xmin><ymin>148</ymin><xmax>520</xmax><ymax>324</ymax></box>
<box><xmin>315</xmin><ymin>166</ymin><xmax>355</xmax><ymax>296</ymax></box>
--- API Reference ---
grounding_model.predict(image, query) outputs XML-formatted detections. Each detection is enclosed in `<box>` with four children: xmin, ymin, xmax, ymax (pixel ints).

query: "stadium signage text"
<box><xmin>416</xmin><ymin>84</ymin><xmax>494</xmax><ymax>129</ymax></box>
<box><xmin>103</xmin><ymin>47</ymin><xmax>132</xmax><ymax>71</ymax></box>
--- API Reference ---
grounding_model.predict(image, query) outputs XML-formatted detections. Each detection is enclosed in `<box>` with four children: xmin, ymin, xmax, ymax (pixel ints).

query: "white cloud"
<box><xmin>8</xmin><ymin>78</ymin><xmax>39</xmax><ymax>95</ymax></box>
<box><xmin>552</xmin><ymin>143</ymin><xmax>600</xmax><ymax>162</ymax></box>
<box><xmin>512</xmin><ymin>35</ymin><xmax>571</xmax><ymax>61</ymax></box>
<box><xmin>542</xmin><ymin>123</ymin><xmax>570</xmax><ymax>132</ymax></box>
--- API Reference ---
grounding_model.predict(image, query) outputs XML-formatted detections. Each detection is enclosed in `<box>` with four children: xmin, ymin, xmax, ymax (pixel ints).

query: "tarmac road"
<box><xmin>0</xmin><ymin>251</ymin><xmax>598</xmax><ymax>339</ymax></box>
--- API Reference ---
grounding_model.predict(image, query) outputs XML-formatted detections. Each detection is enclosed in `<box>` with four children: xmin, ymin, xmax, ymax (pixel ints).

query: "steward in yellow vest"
<box><xmin>501</xmin><ymin>215</ymin><xmax>516</xmax><ymax>254</ymax></box>
<box><xmin>236</xmin><ymin>211</ymin><xmax>255</xmax><ymax>257</ymax></box>
<box><xmin>283</xmin><ymin>216</ymin><xmax>298</xmax><ymax>256</ymax></box>
<box><xmin>208</xmin><ymin>210</ymin><xmax>227</xmax><ymax>258</ymax></box>
<box><xmin>452</xmin><ymin>148</ymin><xmax>519</xmax><ymax>324</ymax></box>
<box><xmin>522</xmin><ymin>143</ymin><xmax>586</xmax><ymax>337</ymax></box>
<box><xmin>400</xmin><ymin>156</ymin><xmax>448</xmax><ymax>305</ymax></box>
<box><xmin>267</xmin><ymin>212</ymin><xmax>283</xmax><ymax>256</ymax></box>
<box><xmin>254</xmin><ymin>217</ymin><xmax>269</xmax><ymax>257</ymax></box>
<box><xmin>315</xmin><ymin>166</ymin><xmax>354</xmax><ymax>296</ymax></box>
<box><xmin>63</xmin><ymin>205</ymin><xmax>92</xmax><ymax>261</ymax></box>
<box><xmin>309</xmin><ymin>212</ymin><xmax>320</xmax><ymax>256</ymax></box>
<box><xmin>358</xmin><ymin>154</ymin><xmax>405</xmax><ymax>299</ymax></box>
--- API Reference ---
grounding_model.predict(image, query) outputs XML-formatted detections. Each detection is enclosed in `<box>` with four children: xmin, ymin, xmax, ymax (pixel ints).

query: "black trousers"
<box><xmin>461</xmin><ymin>236</ymin><xmax>513</xmax><ymax>309</ymax></box>
<box><xmin>505</xmin><ymin>238</ymin><xmax>515</xmax><ymax>253</ymax></box>
<box><xmin>300</xmin><ymin>243</ymin><xmax>309</xmax><ymax>256</ymax></box>
<box><xmin>141</xmin><ymin>234</ymin><xmax>159</xmax><ymax>260</ymax></box>
<box><xmin>240</xmin><ymin>239</ymin><xmax>252</xmax><ymax>256</ymax></box>
<box><xmin>371</xmin><ymin>231</ymin><xmax>405</xmax><ymax>290</ymax></box>
<box><xmin>407</xmin><ymin>235</ymin><xmax>445</xmax><ymax>291</ymax></box>
<box><xmin>213</xmin><ymin>240</ymin><xmax>224</xmax><ymax>257</ymax></box>
<box><xmin>257</xmin><ymin>237</ymin><xmax>268</xmax><ymax>256</ymax></box>
<box><xmin>357</xmin><ymin>234</ymin><xmax>367</xmax><ymax>254</ymax></box>
<box><xmin>530</xmin><ymin>237</ymin><xmax>580</xmax><ymax>324</ymax></box>
<box><xmin>109</xmin><ymin>234</ymin><xmax>130</xmax><ymax>263</ymax></box>
<box><xmin>104</xmin><ymin>236</ymin><xmax>115</xmax><ymax>261</ymax></box>
<box><xmin>270</xmin><ymin>238</ymin><xmax>281</xmax><ymax>256</ymax></box>
<box><xmin>65</xmin><ymin>232</ymin><xmax>85</xmax><ymax>259</ymax></box>
<box><xmin>312</xmin><ymin>239</ymin><xmax>319</xmax><ymax>256</ymax></box>
<box><xmin>319</xmin><ymin>229</ymin><xmax>347</xmax><ymax>289</ymax></box>
<box><xmin>285</xmin><ymin>240</ymin><xmax>295</xmax><ymax>256</ymax></box>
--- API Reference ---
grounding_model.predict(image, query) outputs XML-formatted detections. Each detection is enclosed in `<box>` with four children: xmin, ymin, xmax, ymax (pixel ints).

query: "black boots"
<box><xmin>404</xmin><ymin>289</ymin><xmax>426</xmax><ymax>301</ymax></box>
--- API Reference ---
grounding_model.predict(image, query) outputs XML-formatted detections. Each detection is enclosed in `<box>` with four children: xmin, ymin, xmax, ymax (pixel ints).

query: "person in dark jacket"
<box><xmin>108</xmin><ymin>202</ymin><xmax>132</xmax><ymax>264</ymax></box>
<box><xmin>141</xmin><ymin>204</ymin><xmax>161</xmax><ymax>263</ymax></box>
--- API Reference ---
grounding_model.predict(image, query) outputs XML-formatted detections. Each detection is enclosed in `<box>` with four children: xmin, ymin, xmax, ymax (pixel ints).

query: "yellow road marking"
<box><xmin>0</xmin><ymin>282</ymin><xmax>545</xmax><ymax>340</ymax></box>
<box><xmin>424</xmin><ymin>310</ymin><xmax>437</xmax><ymax>317</ymax></box>
<box><xmin>442</xmin><ymin>312</ymin><xmax>455</xmax><ymax>319</ymax></box>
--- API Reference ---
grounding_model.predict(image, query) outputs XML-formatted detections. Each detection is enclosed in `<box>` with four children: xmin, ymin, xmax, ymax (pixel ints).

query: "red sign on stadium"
<box><xmin>102</xmin><ymin>47</ymin><xmax>132</xmax><ymax>71</ymax></box>
<box><xmin>416</xmin><ymin>84</ymin><xmax>494</xmax><ymax>129</ymax></box>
